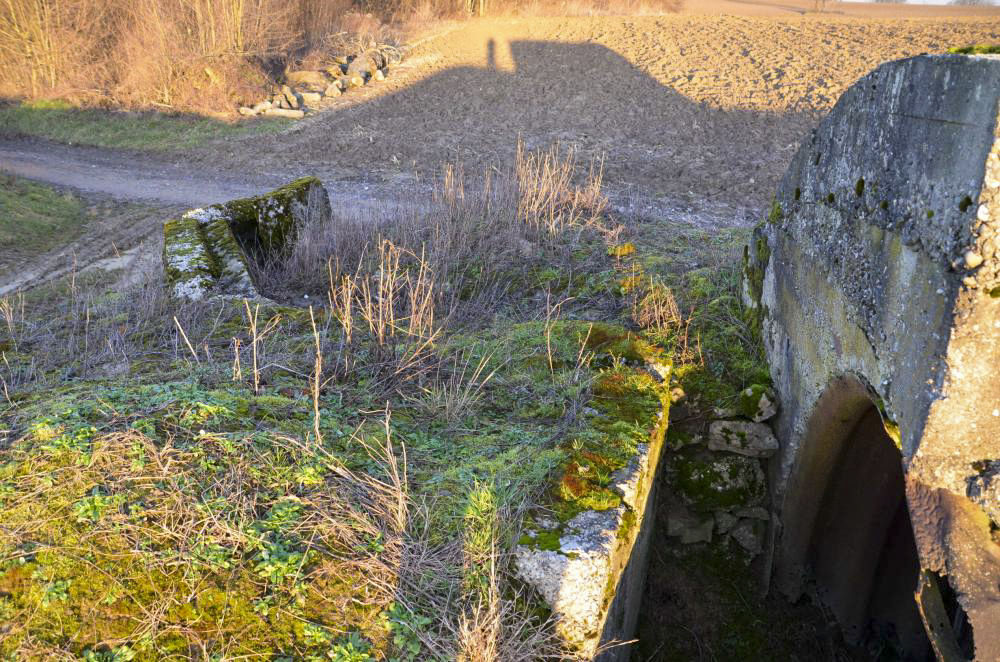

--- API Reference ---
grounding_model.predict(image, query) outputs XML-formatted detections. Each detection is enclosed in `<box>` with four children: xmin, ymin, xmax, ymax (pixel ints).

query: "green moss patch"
<box><xmin>673</xmin><ymin>449</ymin><xmax>766</xmax><ymax>513</ymax></box>
<box><xmin>0</xmin><ymin>421</ymin><xmax>386</xmax><ymax>659</ymax></box>
<box><xmin>517</xmin><ymin>321</ymin><xmax>670</xmax><ymax>532</ymax></box>
<box><xmin>948</xmin><ymin>44</ymin><xmax>1000</xmax><ymax>55</ymax></box>
<box><xmin>222</xmin><ymin>176</ymin><xmax>324</xmax><ymax>255</ymax></box>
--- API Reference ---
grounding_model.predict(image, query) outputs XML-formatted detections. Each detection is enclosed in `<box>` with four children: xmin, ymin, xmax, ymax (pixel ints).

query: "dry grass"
<box><xmin>255</xmin><ymin>143</ymin><xmax>611</xmax><ymax>398</ymax></box>
<box><xmin>273</xmin><ymin>144</ymin><xmax>608</xmax><ymax>301</ymax></box>
<box><xmin>406</xmin><ymin>346</ymin><xmax>499</xmax><ymax>427</ymax></box>
<box><xmin>0</xmin><ymin>144</ymin><xmax>627</xmax><ymax>658</ymax></box>
<box><xmin>0</xmin><ymin>421</ymin><xmax>405</xmax><ymax>657</ymax></box>
<box><xmin>396</xmin><ymin>479</ymin><xmax>572</xmax><ymax>661</ymax></box>
<box><xmin>0</xmin><ymin>0</ymin><xmax>401</xmax><ymax>111</ymax></box>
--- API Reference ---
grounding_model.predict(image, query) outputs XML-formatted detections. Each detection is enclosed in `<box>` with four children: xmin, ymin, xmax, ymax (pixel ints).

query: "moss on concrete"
<box><xmin>162</xmin><ymin>215</ymin><xmax>217</xmax><ymax>300</ymax></box>
<box><xmin>223</xmin><ymin>176</ymin><xmax>324</xmax><ymax>255</ymax></box>
<box><xmin>674</xmin><ymin>450</ymin><xmax>767</xmax><ymax>513</ymax></box>
<box><xmin>162</xmin><ymin>177</ymin><xmax>327</xmax><ymax>300</ymax></box>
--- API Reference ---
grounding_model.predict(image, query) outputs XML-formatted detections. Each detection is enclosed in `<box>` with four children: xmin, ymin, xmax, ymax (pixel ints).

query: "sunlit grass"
<box><xmin>0</xmin><ymin>100</ymin><xmax>292</xmax><ymax>151</ymax></box>
<box><xmin>0</xmin><ymin>174</ymin><xmax>84</xmax><ymax>273</ymax></box>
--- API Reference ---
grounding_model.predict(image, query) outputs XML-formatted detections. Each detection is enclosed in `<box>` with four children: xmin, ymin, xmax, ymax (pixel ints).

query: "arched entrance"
<box><xmin>778</xmin><ymin>376</ymin><xmax>931</xmax><ymax>659</ymax></box>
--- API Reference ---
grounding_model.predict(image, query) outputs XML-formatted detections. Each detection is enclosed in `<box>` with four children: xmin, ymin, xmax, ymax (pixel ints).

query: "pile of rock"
<box><xmin>239</xmin><ymin>51</ymin><xmax>391</xmax><ymax>120</ymax></box>
<box><xmin>665</xmin><ymin>384</ymin><xmax>780</xmax><ymax>559</ymax></box>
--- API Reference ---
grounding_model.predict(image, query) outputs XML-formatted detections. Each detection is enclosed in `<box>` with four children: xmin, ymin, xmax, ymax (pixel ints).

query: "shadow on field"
<box><xmin>262</xmin><ymin>36</ymin><xmax>811</xmax><ymax>210</ymax></box>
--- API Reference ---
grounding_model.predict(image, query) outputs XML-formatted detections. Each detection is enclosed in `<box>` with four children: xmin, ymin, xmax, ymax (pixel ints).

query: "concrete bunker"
<box><xmin>745</xmin><ymin>53</ymin><xmax>1000</xmax><ymax>659</ymax></box>
<box><xmin>786</xmin><ymin>375</ymin><xmax>930</xmax><ymax>657</ymax></box>
<box><xmin>162</xmin><ymin>176</ymin><xmax>330</xmax><ymax>301</ymax></box>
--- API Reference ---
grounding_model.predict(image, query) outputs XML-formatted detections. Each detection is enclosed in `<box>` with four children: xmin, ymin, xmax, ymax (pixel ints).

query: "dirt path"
<box><xmin>0</xmin><ymin>139</ymin><xmax>266</xmax><ymax>206</ymax></box>
<box><xmin>0</xmin><ymin>139</ymin><xmax>432</xmax><ymax>294</ymax></box>
<box><xmin>0</xmin><ymin>138</ymin><xmax>418</xmax><ymax>208</ymax></box>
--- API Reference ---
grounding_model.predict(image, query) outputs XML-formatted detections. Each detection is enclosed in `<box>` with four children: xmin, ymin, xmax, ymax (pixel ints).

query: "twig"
<box><xmin>309</xmin><ymin>305</ymin><xmax>323</xmax><ymax>446</ymax></box>
<box><xmin>173</xmin><ymin>316</ymin><xmax>200</xmax><ymax>364</ymax></box>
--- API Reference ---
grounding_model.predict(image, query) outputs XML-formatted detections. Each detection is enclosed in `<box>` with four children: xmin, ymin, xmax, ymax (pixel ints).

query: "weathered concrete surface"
<box><xmin>514</xmin><ymin>357</ymin><xmax>670</xmax><ymax>661</ymax></box>
<box><xmin>745</xmin><ymin>54</ymin><xmax>1000</xmax><ymax>658</ymax></box>
<box><xmin>163</xmin><ymin>177</ymin><xmax>329</xmax><ymax>300</ymax></box>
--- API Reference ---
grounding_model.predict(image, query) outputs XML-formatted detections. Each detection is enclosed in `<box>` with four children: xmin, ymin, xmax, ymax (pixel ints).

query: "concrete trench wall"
<box><xmin>745</xmin><ymin>54</ymin><xmax>1000</xmax><ymax>659</ymax></box>
<box><xmin>162</xmin><ymin>176</ymin><xmax>329</xmax><ymax>302</ymax></box>
<box><xmin>514</xmin><ymin>353</ymin><xmax>671</xmax><ymax>661</ymax></box>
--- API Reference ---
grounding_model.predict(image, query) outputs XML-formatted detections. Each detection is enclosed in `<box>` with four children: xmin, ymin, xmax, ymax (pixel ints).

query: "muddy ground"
<box><xmin>212</xmin><ymin>9</ymin><xmax>1000</xmax><ymax>212</ymax></box>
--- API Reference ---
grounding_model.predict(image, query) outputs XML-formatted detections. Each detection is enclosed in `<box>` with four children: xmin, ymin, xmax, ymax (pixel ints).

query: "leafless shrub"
<box><xmin>325</xmin><ymin>239</ymin><xmax>441</xmax><ymax>391</ymax></box>
<box><xmin>0</xmin><ymin>0</ymin><xmax>390</xmax><ymax>110</ymax></box>
<box><xmin>632</xmin><ymin>275</ymin><xmax>681</xmax><ymax>333</ymax></box>
<box><xmin>273</xmin><ymin>143</ymin><xmax>607</xmax><ymax>313</ymax></box>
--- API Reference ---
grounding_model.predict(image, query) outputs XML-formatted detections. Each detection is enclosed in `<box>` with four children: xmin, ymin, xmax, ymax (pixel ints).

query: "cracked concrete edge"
<box><xmin>514</xmin><ymin>366</ymin><xmax>669</xmax><ymax>659</ymax></box>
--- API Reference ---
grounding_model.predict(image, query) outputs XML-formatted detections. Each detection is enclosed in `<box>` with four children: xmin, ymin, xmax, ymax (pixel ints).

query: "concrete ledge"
<box><xmin>514</xmin><ymin>340</ymin><xmax>670</xmax><ymax>660</ymax></box>
<box><xmin>162</xmin><ymin>176</ymin><xmax>329</xmax><ymax>301</ymax></box>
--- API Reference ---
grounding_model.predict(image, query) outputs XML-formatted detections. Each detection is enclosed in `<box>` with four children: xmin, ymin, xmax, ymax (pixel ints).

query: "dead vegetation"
<box><xmin>254</xmin><ymin>144</ymin><xmax>613</xmax><ymax>395</ymax></box>
<box><xmin>0</xmin><ymin>146</ymin><xmax>629</xmax><ymax>659</ymax></box>
<box><xmin>0</xmin><ymin>0</ymin><xmax>399</xmax><ymax>112</ymax></box>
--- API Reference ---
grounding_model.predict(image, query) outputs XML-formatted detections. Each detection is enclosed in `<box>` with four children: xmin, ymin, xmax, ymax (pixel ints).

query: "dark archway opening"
<box><xmin>805</xmin><ymin>405</ymin><xmax>931</xmax><ymax>660</ymax></box>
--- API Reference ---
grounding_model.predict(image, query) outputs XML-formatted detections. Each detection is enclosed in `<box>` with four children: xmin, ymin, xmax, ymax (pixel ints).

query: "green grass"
<box><xmin>632</xmin><ymin>218</ymin><xmax>770</xmax><ymax>408</ymax></box>
<box><xmin>0</xmin><ymin>152</ymin><xmax>777</xmax><ymax>659</ymax></box>
<box><xmin>0</xmin><ymin>100</ymin><xmax>292</xmax><ymax>152</ymax></box>
<box><xmin>0</xmin><ymin>300</ymin><xmax>611</xmax><ymax>659</ymax></box>
<box><xmin>0</xmin><ymin>159</ymin><xmax>625</xmax><ymax>657</ymax></box>
<box><xmin>0</xmin><ymin>174</ymin><xmax>85</xmax><ymax>271</ymax></box>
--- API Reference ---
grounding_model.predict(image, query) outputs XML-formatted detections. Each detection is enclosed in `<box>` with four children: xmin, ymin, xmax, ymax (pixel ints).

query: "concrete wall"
<box><xmin>514</xmin><ymin>353</ymin><xmax>671</xmax><ymax>660</ymax></box>
<box><xmin>745</xmin><ymin>54</ymin><xmax>1000</xmax><ymax>658</ymax></box>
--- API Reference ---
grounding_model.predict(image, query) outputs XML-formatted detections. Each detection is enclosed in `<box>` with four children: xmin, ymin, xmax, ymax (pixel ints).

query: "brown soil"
<box><xmin>214</xmin><ymin>7</ymin><xmax>1000</xmax><ymax>213</ymax></box>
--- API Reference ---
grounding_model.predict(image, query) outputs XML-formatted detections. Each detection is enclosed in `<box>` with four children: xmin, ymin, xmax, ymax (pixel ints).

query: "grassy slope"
<box><xmin>0</xmin><ymin>175</ymin><xmax>85</xmax><ymax>274</ymax></box>
<box><xmin>0</xmin><ymin>100</ymin><xmax>291</xmax><ymax>152</ymax></box>
<box><xmin>0</xmin><ymin>163</ymin><xmax>658</xmax><ymax>659</ymax></box>
<box><xmin>1</xmin><ymin>285</ymin><xmax>670</xmax><ymax>659</ymax></box>
<box><xmin>0</xmin><ymin>163</ymin><xmax>786</xmax><ymax>660</ymax></box>
<box><xmin>0</xmin><ymin>315</ymin><xmax>593</xmax><ymax>659</ymax></box>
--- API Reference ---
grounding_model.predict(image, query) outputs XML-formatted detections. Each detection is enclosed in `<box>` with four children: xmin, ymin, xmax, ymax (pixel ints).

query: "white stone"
<box><xmin>514</xmin><ymin>507</ymin><xmax>623</xmax><ymax>653</ymax></box>
<box><xmin>965</xmin><ymin>251</ymin><xmax>984</xmax><ymax>269</ymax></box>
<box><xmin>708</xmin><ymin>420</ymin><xmax>779</xmax><ymax>458</ymax></box>
<box><xmin>979</xmin><ymin>203</ymin><xmax>991</xmax><ymax>222</ymax></box>
<box><xmin>300</xmin><ymin>91</ymin><xmax>322</xmax><ymax>107</ymax></box>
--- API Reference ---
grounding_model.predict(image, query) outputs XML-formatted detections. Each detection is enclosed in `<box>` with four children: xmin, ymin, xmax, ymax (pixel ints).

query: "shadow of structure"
<box><xmin>259</xmin><ymin>36</ymin><xmax>810</xmax><ymax>211</ymax></box>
